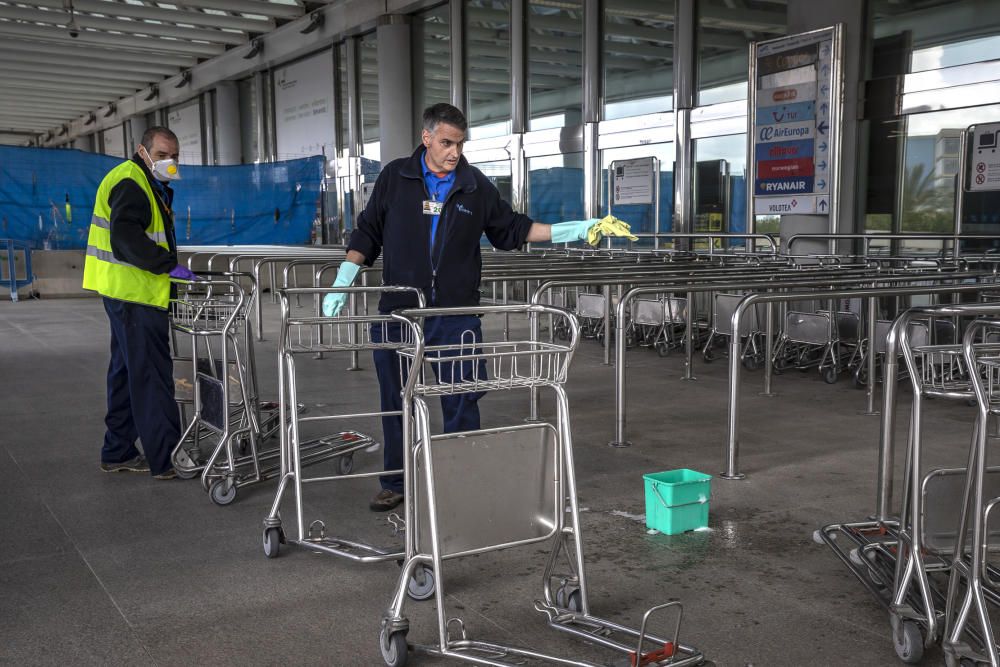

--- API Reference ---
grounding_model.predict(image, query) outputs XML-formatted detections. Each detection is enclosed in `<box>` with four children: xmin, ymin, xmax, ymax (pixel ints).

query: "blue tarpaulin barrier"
<box><xmin>0</xmin><ymin>146</ymin><xmax>323</xmax><ymax>249</ymax></box>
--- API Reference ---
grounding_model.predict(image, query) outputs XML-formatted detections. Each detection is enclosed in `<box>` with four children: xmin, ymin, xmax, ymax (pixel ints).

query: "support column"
<box><xmin>450</xmin><ymin>0</ymin><xmax>466</xmax><ymax>110</ymax></box>
<box><xmin>128</xmin><ymin>115</ymin><xmax>147</xmax><ymax>151</ymax></box>
<box><xmin>377</xmin><ymin>14</ymin><xmax>414</xmax><ymax>162</ymax></box>
<box><xmin>252</xmin><ymin>71</ymin><xmax>268</xmax><ymax>162</ymax></box>
<box><xmin>214</xmin><ymin>81</ymin><xmax>242</xmax><ymax>165</ymax></box>
<box><xmin>782</xmin><ymin>0</ymin><xmax>869</xmax><ymax>252</ymax></box>
<box><xmin>673</xmin><ymin>0</ymin><xmax>696</xmax><ymax>246</ymax></box>
<box><xmin>510</xmin><ymin>0</ymin><xmax>527</xmax><ymax>134</ymax></box>
<box><xmin>582</xmin><ymin>0</ymin><xmax>601</xmax><ymax>219</ymax></box>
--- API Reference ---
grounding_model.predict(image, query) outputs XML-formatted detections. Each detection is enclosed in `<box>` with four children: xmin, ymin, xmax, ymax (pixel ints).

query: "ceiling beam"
<box><xmin>0</xmin><ymin>87</ymin><xmax>120</xmax><ymax>105</ymax></box>
<box><xmin>0</xmin><ymin>71</ymin><xmax>145</xmax><ymax>94</ymax></box>
<box><xmin>173</xmin><ymin>0</ymin><xmax>305</xmax><ymax>20</ymax></box>
<box><xmin>0</xmin><ymin>60</ymin><xmax>167</xmax><ymax>85</ymax></box>
<box><xmin>0</xmin><ymin>76</ymin><xmax>139</xmax><ymax>97</ymax></box>
<box><xmin>0</xmin><ymin>36</ymin><xmax>199</xmax><ymax>68</ymax></box>
<box><xmin>24</xmin><ymin>0</ymin><xmax>276</xmax><ymax>32</ymax></box>
<box><xmin>0</xmin><ymin>21</ymin><xmax>225</xmax><ymax>57</ymax></box>
<box><xmin>0</xmin><ymin>52</ymin><xmax>180</xmax><ymax>78</ymax></box>
<box><xmin>0</xmin><ymin>5</ymin><xmax>248</xmax><ymax>45</ymax></box>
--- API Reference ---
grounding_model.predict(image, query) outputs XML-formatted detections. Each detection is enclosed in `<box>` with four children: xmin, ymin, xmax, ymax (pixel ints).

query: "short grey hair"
<box><xmin>422</xmin><ymin>103</ymin><xmax>468</xmax><ymax>134</ymax></box>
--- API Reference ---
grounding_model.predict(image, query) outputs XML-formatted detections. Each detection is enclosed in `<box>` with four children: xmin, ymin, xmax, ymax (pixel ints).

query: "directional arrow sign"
<box><xmin>820</xmin><ymin>103</ymin><xmax>829</xmax><ymax>115</ymax></box>
<box><xmin>818</xmin><ymin>142</ymin><xmax>828</xmax><ymax>152</ymax></box>
<box><xmin>818</xmin><ymin>198</ymin><xmax>828</xmax><ymax>212</ymax></box>
<box><xmin>821</xmin><ymin>64</ymin><xmax>831</xmax><ymax>76</ymax></box>
<box><xmin>817</xmin><ymin>121</ymin><xmax>829</xmax><ymax>135</ymax></box>
<box><xmin>817</xmin><ymin>179</ymin><xmax>827</xmax><ymax>190</ymax></box>
<box><xmin>820</xmin><ymin>84</ymin><xmax>829</xmax><ymax>96</ymax></box>
<box><xmin>817</xmin><ymin>160</ymin><xmax>828</xmax><ymax>171</ymax></box>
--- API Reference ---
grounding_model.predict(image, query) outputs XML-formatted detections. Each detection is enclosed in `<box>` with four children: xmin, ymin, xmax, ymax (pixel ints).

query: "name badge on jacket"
<box><xmin>422</xmin><ymin>200</ymin><xmax>444</xmax><ymax>216</ymax></box>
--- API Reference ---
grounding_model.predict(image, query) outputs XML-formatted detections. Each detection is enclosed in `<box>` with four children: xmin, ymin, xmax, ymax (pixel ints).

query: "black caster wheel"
<box><xmin>823</xmin><ymin>367</ymin><xmax>838</xmax><ymax>384</ymax></box>
<box><xmin>742</xmin><ymin>356</ymin><xmax>761</xmax><ymax>371</ymax></box>
<box><xmin>263</xmin><ymin>526</ymin><xmax>284</xmax><ymax>559</ymax></box>
<box><xmin>379</xmin><ymin>627</ymin><xmax>408</xmax><ymax>667</ymax></box>
<box><xmin>702</xmin><ymin>350</ymin><xmax>714</xmax><ymax>363</ymax></box>
<box><xmin>891</xmin><ymin>615</ymin><xmax>924</xmax><ymax>664</ymax></box>
<box><xmin>337</xmin><ymin>453</ymin><xmax>355</xmax><ymax>475</ymax></box>
<box><xmin>853</xmin><ymin>370</ymin><xmax>867</xmax><ymax>389</ymax></box>
<box><xmin>209</xmin><ymin>478</ymin><xmax>237</xmax><ymax>506</ymax></box>
<box><xmin>656</xmin><ymin>342</ymin><xmax>670</xmax><ymax>358</ymax></box>
<box><xmin>406</xmin><ymin>565</ymin><xmax>435</xmax><ymax>601</ymax></box>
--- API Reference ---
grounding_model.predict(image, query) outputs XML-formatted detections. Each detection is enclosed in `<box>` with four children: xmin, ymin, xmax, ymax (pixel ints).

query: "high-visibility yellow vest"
<box><xmin>82</xmin><ymin>161</ymin><xmax>172</xmax><ymax>309</ymax></box>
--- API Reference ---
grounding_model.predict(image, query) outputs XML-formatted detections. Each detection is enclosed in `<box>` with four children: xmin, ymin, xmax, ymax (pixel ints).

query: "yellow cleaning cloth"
<box><xmin>587</xmin><ymin>214</ymin><xmax>639</xmax><ymax>246</ymax></box>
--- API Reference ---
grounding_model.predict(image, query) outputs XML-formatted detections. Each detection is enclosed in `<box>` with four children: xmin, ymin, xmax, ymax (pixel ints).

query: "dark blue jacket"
<box><xmin>348</xmin><ymin>146</ymin><xmax>533</xmax><ymax>311</ymax></box>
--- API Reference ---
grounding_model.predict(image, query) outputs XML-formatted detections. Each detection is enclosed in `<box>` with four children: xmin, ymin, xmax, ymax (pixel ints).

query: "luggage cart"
<box><xmin>815</xmin><ymin>306</ymin><xmax>1000</xmax><ymax>665</ymax></box>
<box><xmin>169</xmin><ymin>274</ymin><xmax>320</xmax><ymax>505</ymax></box>
<box><xmin>771</xmin><ymin>309</ymin><xmax>859</xmax><ymax>383</ymax></box>
<box><xmin>378</xmin><ymin>303</ymin><xmax>705</xmax><ymax>667</ymax></box>
<box><xmin>575</xmin><ymin>292</ymin><xmax>606</xmax><ymax>340</ymax></box>
<box><xmin>850</xmin><ymin>320</ymin><xmax>930</xmax><ymax>389</ymax></box>
<box><xmin>702</xmin><ymin>292</ymin><xmax>763</xmax><ymax>369</ymax></box>
<box><xmin>261</xmin><ymin>285</ymin><xmax>425</xmax><ymax>564</ymax></box>
<box><xmin>628</xmin><ymin>296</ymin><xmax>688</xmax><ymax>357</ymax></box>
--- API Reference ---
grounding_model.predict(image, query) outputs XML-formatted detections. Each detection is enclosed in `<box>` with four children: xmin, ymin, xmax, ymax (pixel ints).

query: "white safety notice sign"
<box><xmin>969</xmin><ymin>122</ymin><xmax>1000</xmax><ymax>192</ymax></box>
<box><xmin>612</xmin><ymin>157</ymin><xmax>655</xmax><ymax>206</ymax></box>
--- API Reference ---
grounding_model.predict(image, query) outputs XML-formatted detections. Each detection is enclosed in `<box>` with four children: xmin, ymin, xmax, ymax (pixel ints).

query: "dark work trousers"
<box><xmin>101</xmin><ymin>297</ymin><xmax>180</xmax><ymax>476</ymax></box>
<box><xmin>371</xmin><ymin>314</ymin><xmax>487</xmax><ymax>492</ymax></box>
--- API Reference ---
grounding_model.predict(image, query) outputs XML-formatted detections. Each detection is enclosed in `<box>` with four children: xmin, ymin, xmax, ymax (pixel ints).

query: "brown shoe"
<box><xmin>100</xmin><ymin>455</ymin><xmax>150</xmax><ymax>473</ymax></box>
<box><xmin>153</xmin><ymin>469</ymin><xmax>177</xmax><ymax>480</ymax></box>
<box><xmin>369</xmin><ymin>489</ymin><xmax>403</xmax><ymax>512</ymax></box>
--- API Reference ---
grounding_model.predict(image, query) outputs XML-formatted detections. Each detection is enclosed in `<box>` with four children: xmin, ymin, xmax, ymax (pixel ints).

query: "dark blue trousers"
<box><xmin>372</xmin><ymin>315</ymin><xmax>486</xmax><ymax>492</ymax></box>
<box><xmin>101</xmin><ymin>297</ymin><xmax>180</xmax><ymax>476</ymax></box>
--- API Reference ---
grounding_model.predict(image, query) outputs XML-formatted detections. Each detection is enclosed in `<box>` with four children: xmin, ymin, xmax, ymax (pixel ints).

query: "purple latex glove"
<box><xmin>168</xmin><ymin>265</ymin><xmax>198</xmax><ymax>281</ymax></box>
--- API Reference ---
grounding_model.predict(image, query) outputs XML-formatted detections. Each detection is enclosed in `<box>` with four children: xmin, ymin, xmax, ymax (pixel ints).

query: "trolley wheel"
<box><xmin>263</xmin><ymin>526</ymin><xmax>283</xmax><ymax>559</ymax></box>
<box><xmin>742</xmin><ymin>355</ymin><xmax>761</xmax><ymax>371</ymax></box>
<box><xmin>892</xmin><ymin>616</ymin><xmax>924</xmax><ymax>664</ymax></box>
<box><xmin>406</xmin><ymin>565</ymin><xmax>435</xmax><ymax>601</ymax></box>
<box><xmin>852</xmin><ymin>369</ymin><xmax>867</xmax><ymax>390</ymax></box>
<box><xmin>556</xmin><ymin>584</ymin><xmax>582</xmax><ymax>612</ymax></box>
<box><xmin>337</xmin><ymin>453</ymin><xmax>355</xmax><ymax>476</ymax></box>
<box><xmin>209</xmin><ymin>478</ymin><xmax>237</xmax><ymax>506</ymax></box>
<box><xmin>656</xmin><ymin>341</ymin><xmax>670</xmax><ymax>358</ymax></box>
<box><xmin>823</xmin><ymin>367</ymin><xmax>838</xmax><ymax>384</ymax></box>
<box><xmin>554</xmin><ymin>326</ymin><xmax>568</xmax><ymax>341</ymax></box>
<box><xmin>236</xmin><ymin>436</ymin><xmax>249</xmax><ymax>456</ymax></box>
<box><xmin>379</xmin><ymin>627</ymin><xmax>408</xmax><ymax>667</ymax></box>
<box><xmin>702</xmin><ymin>349</ymin><xmax>714</xmax><ymax>363</ymax></box>
<box><xmin>175</xmin><ymin>466</ymin><xmax>199</xmax><ymax>480</ymax></box>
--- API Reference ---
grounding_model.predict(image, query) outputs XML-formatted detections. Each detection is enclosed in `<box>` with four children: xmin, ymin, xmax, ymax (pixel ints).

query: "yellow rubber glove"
<box><xmin>586</xmin><ymin>214</ymin><xmax>639</xmax><ymax>246</ymax></box>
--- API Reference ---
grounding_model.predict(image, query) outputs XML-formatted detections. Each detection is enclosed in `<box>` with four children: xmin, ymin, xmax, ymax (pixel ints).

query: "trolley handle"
<box><xmin>633</xmin><ymin>601</ymin><xmax>683</xmax><ymax>667</ymax></box>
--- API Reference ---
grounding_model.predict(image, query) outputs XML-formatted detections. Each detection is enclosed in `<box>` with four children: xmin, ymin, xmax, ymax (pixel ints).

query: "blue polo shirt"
<box><xmin>422</xmin><ymin>151</ymin><xmax>455</xmax><ymax>249</ymax></box>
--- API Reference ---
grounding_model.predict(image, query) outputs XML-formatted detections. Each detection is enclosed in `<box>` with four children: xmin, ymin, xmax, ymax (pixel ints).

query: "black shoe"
<box><xmin>100</xmin><ymin>455</ymin><xmax>150</xmax><ymax>473</ymax></box>
<box><xmin>369</xmin><ymin>489</ymin><xmax>403</xmax><ymax>512</ymax></box>
<box><xmin>153</xmin><ymin>469</ymin><xmax>177</xmax><ymax>480</ymax></box>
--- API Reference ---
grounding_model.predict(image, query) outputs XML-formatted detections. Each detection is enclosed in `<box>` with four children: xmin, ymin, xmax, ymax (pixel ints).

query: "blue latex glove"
<box><xmin>168</xmin><ymin>265</ymin><xmax>198</xmax><ymax>281</ymax></box>
<box><xmin>550</xmin><ymin>218</ymin><xmax>599</xmax><ymax>244</ymax></box>
<box><xmin>322</xmin><ymin>261</ymin><xmax>361</xmax><ymax>317</ymax></box>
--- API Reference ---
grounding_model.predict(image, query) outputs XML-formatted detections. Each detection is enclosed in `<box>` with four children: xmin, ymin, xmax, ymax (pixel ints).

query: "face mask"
<box><xmin>141</xmin><ymin>146</ymin><xmax>181</xmax><ymax>181</ymax></box>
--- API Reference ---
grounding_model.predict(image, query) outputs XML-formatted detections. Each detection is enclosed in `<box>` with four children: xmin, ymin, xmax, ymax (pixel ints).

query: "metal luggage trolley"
<box><xmin>379</xmin><ymin>303</ymin><xmax>705</xmax><ymax>667</ymax></box>
<box><xmin>771</xmin><ymin>309</ymin><xmax>859</xmax><ymax>383</ymax></box>
<box><xmin>575</xmin><ymin>291</ymin><xmax>607</xmax><ymax>340</ymax></box>
<box><xmin>261</xmin><ymin>285</ymin><xmax>425</xmax><ymax>564</ymax></box>
<box><xmin>702</xmin><ymin>292</ymin><xmax>763</xmax><ymax>368</ymax></box>
<box><xmin>628</xmin><ymin>296</ymin><xmax>688</xmax><ymax>357</ymax></box>
<box><xmin>169</xmin><ymin>274</ymin><xmax>313</xmax><ymax>505</ymax></box>
<box><xmin>815</xmin><ymin>305</ymin><xmax>1000</xmax><ymax>665</ymax></box>
<box><xmin>849</xmin><ymin>319</ymin><xmax>930</xmax><ymax>389</ymax></box>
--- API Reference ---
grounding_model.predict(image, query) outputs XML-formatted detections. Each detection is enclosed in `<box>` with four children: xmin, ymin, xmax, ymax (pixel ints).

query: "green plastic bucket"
<box><xmin>643</xmin><ymin>469</ymin><xmax>712</xmax><ymax>535</ymax></box>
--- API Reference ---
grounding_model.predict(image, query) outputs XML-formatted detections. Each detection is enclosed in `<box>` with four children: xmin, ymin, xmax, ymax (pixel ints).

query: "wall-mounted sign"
<box><xmin>750</xmin><ymin>26</ymin><xmax>842</xmax><ymax>217</ymax></box>
<box><xmin>273</xmin><ymin>50</ymin><xmax>335</xmax><ymax>160</ymax></box>
<box><xmin>968</xmin><ymin>122</ymin><xmax>1000</xmax><ymax>192</ymax></box>
<box><xmin>611</xmin><ymin>157</ymin><xmax>655</xmax><ymax>206</ymax></box>
<box><xmin>102</xmin><ymin>124</ymin><xmax>126</xmax><ymax>159</ymax></box>
<box><xmin>167</xmin><ymin>100</ymin><xmax>203</xmax><ymax>165</ymax></box>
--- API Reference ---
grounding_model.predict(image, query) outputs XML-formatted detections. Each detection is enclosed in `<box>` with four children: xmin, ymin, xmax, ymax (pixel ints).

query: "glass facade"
<box><xmin>412</xmin><ymin>3</ymin><xmax>451</xmax><ymax>139</ymax></box>
<box><xmin>465</xmin><ymin>0</ymin><xmax>512</xmax><ymax>138</ymax></box>
<box><xmin>602</xmin><ymin>0</ymin><xmax>673</xmax><ymax>121</ymax></box>
<box><xmin>527</xmin><ymin>0</ymin><xmax>583</xmax><ymax>130</ymax></box>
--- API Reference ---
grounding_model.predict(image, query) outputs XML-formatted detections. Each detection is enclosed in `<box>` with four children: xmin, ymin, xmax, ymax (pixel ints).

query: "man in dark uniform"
<box><xmin>323</xmin><ymin>104</ymin><xmax>603</xmax><ymax>510</ymax></box>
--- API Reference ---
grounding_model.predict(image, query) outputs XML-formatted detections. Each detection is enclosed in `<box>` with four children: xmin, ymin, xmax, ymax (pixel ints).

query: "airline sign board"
<box><xmin>750</xmin><ymin>26</ymin><xmax>841</xmax><ymax>217</ymax></box>
<box><xmin>969</xmin><ymin>122</ymin><xmax>1000</xmax><ymax>192</ymax></box>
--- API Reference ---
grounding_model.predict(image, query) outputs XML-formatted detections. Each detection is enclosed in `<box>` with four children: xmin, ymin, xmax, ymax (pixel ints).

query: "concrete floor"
<box><xmin>0</xmin><ymin>296</ymin><xmax>976</xmax><ymax>666</ymax></box>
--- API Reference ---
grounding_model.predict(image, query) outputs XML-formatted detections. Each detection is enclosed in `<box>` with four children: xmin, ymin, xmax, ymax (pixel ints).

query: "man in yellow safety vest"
<box><xmin>82</xmin><ymin>126</ymin><xmax>196</xmax><ymax>479</ymax></box>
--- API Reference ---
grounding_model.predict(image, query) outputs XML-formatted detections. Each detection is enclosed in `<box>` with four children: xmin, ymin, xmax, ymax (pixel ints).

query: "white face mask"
<box><xmin>141</xmin><ymin>146</ymin><xmax>181</xmax><ymax>181</ymax></box>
